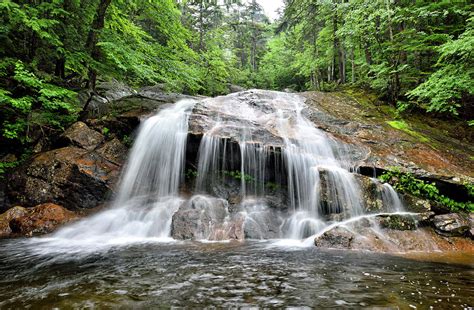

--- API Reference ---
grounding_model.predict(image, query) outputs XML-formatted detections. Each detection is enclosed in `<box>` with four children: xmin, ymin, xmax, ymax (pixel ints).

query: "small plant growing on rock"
<box><xmin>379</xmin><ymin>168</ymin><xmax>474</xmax><ymax>212</ymax></box>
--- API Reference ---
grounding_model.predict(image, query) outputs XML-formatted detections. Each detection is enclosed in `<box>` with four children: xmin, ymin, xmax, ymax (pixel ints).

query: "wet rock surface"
<box><xmin>171</xmin><ymin>196</ymin><xmax>242</xmax><ymax>240</ymax></box>
<box><xmin>0</xmin><ymin>206</ymin><xmax>28</xmax><ymax>237</ymax></box>
<box><xmin>2</xmin><ymin>88</ymin><xmax>186</xmax><ymax>214</ymax></box>
<box><xmin>1</xmin><ymin>88</ymin><xmax>472</xmax><ymax>247</ymax></box>
<box><xmin>314</xmin><ymin>221</ymin><xmax>474</xmax><ymax>253</ymax></box>
<box><xmin>188</xmin><ymin>90</ymin><xmax>295</xmax><ymax>146</ymax></box>
<box><xmin>9</xmin><ymin>203</ymin><xmax>78</xmax><ymax>236</ymax></box>
<box><xmin>377</xmin><ymin>214</ymin><xmax>418</xmax><ymax>230</ymax></box>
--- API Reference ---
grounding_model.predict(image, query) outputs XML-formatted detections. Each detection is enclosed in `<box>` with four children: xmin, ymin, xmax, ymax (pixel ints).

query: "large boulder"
<box><xmin>7</xmin><ymin>146</ymin><xmax>121</xmax><ymax>210</ymax></box>
<box><xmin>432</xmin><ymin>213</ymin><xmax>470</xmax><ymax>237</ymax></box>
<box><xmin>314</xmin><ymin>227</ymin><xmax>355</xmax><ymax>249</ymax></box>
<box><xmin>78</xmin><ymin>81</ymin><xmax>135</xmax><ymax>117</ymax></box>
<box><xmin>9</xmin><ymin>203</ymin><xmax>78</xmax><ymax>236</ymax></box>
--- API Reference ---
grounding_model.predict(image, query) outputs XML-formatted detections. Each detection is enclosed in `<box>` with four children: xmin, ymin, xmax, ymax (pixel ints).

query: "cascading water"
<box><xmin>39</xmin><ymin>90</ymin><xmax>413</xmax><ymax>248</ymax></box>
<box><xmin>46</xmin><ymin>99</ymin><xmax>196</xmax><ymax>246</ymax></box>
<box><xmin>191</xmin><ymin>90</ymin><xmax>367</xmax><ymax>240</ymax></box>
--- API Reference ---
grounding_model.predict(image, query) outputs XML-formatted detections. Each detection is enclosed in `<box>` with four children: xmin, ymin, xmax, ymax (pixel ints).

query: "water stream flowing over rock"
<box><xmin>35</xmin><ymin>89</ymin><xmax>447</xmax><ymax>251</ymax></box>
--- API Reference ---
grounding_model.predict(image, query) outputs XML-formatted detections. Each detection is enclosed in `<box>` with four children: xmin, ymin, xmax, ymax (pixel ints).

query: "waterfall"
<box><xmin>49</xmin><ymin>99</ymin><xmax>195</xmax><ymax>244</ymax></box>
<box><xmin>43</xmin><ymin>90</ymin><xmax>411</xmax><ymax>247</ymax></box>
<box><xmin>192</xmin><ymin>91</ymin><xmax>365</xmax><ymax>239</ymax></box>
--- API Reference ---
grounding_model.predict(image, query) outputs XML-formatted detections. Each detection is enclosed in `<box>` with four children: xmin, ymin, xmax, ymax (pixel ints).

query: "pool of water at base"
<box><xmin>0</xmin><ymin>239</ymin><xmax>472</xmax><ymax>309</ymax></box>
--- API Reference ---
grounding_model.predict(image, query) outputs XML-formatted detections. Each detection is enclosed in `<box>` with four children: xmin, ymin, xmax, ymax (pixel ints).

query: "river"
<box><xmin>0</xmin><ymin>239</ymin><xmax>472</xmax><ymax>308</ymax></box>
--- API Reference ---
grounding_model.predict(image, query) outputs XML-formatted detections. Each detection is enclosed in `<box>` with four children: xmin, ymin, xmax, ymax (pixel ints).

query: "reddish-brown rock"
<box><xmin>0</xmin><ymin>206</ymin><xmax>28</xmax><ymax>237</ymax></box>
<box><xmin>8</xmin><ymin>203</ymin><xmax>78</xmax><ymax>236</ymax></box>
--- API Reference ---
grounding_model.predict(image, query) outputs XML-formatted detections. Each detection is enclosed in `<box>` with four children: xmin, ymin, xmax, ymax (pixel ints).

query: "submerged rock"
<box><xmin>432</xmin><ymin>213</ymin><xmax>470</xmax><ymax>237</ymax></box>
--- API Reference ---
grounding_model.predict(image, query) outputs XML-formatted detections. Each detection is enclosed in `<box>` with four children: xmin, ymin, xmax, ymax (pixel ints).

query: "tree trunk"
<box><xmin>339</xmin><ymin>44</ymin><xmax>345</xmax><ymax>84</ymax></box>
<box><xmin>364</xmin><ymin>41</ymin><xmax>372</xmax><ymax>66</ymax></box>
<box><xmin>55</xmin><ymin>58</ymin><xmax>65</xmax><ymax>79</ymax></box>
<box><xmin>351</xmin><ymin>47</ymin><xmax>355</xmax><ymax>83</ymax></box>
<box><xmin>333</xmin><ymin>9</ymin><xmax>338</xmax><ymax>82</ymax></box>
<box><xmin>198</xmin><ymin>0</ymin><xmax>204</xmax><ymax>51</ymax></box>
<box><xmin>85</xmin><ymin>0</ymin><xmax>112</xmax><ymax>90</ymax></box>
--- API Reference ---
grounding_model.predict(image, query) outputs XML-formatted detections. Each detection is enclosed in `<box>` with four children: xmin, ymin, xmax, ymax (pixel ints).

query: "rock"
<box><xmin>7</xmin><ymin>147</ymin><xmax>120</xmax><ymax>210</ymax></box>
<box><xmin>61</xmin><ymin>121</ymin><xmax>104</xmax><ymax>151</ymax></box>
<box><xmin>432</xmin><ymin>213</ymin><xmax>470</xmax><ymax>237</ymax></box>
<box><xmin>0</xmin><ymin>206</ymin><xmax>28</xmax><ymax>237</ymax></box>
<box><xmin>229</xmin><ymin>84</ymin><xmax>245</xmax><ymax>93</ymax></box>
<box><xmin>79</xmin><ymin>81</ymin><xmax>135</xmax><ymax>117</ymax></box>
<box><xmin>355</xmin><ymin>174</ymin><xmax>384</xmax><ymax>213</ymax></box>
<box><xmin>241</xmin><ymin>205</ymin><xmax>283</xmax><ymax>239</ymax></box>
<box><xmin>402</xmin><ymin>195</ymin><xmax>431</xmax><ymax>213</ymax></box>
<box><xmin>85</xmin><ymin>109</ymin><xmax>144</xmax><ymax>145</ymax></box>
<box><xmin>97</xmin><ymin>138</ymin><xmax>128</xmax><ymax>164</ymax></box>
<box><xmin>377</xmin><ymin>214</ymin><xmax>417</xmax><ymax>231</ymax></box>
<box><xmin>188</xmin><ymin>91</ymin><xmax>287</xmax><ymax>146</ymax></box>
<box><xmin>96</xmin><ymin>80</ymin><xmax>134</xmax><ymax>102</ymax></box>
<box><xmin>171</xmin><ymin>195</ymin><xmax>236</xmax><ymax>240</ymax></box>
<box><xmin>9</xmin><ymin>203</ymin><xmax>78</xmax><ymax>236</ymax></box>
<box><xmin>314</xmin><ymin>227</ymin><xmax>355</xmax><ymax>249</ymax></box>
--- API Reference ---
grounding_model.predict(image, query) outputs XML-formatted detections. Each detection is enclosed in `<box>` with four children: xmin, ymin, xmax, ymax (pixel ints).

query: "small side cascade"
<box><xmin>381</xmin><ymin>183</ymin><xmax>404</xmax><ymax>212</ymax></box>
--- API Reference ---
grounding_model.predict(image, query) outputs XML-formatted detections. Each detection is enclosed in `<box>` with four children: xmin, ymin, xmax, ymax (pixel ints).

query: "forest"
<box><xmin>0</xmin><ymin>0</ymin><xmax>473</xmax><ymax>153</ymax></box>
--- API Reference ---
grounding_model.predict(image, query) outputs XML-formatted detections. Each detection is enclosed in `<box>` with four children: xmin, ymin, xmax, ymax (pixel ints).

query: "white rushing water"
<box><xmin>34</xmin><ymin>90</ymin><xmax>416</xmax><ymax>251</ymax></box>
<box><xmin>39</xmin><ymin>99</ymin><xmax>196</xmax><ymax>248</ymax></box>
<box><xmin>193</xmin><ymin>91</ymin><xmax>365</xmax><ymax>239</ymax></box>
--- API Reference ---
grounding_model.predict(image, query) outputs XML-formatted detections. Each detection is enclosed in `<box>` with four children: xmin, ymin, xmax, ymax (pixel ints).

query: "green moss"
<box><xmin>342</xmin><ymin>88</ymin><xmax>378</xmax><ymax>108</ymax></box>
<box><xmin>378</xmin><ymin>105</ymin><xmax>397</xmax><ymax>118</ymax></box>
<box><xmin>387</xmin><ymin>120</ymin><xmax>430</xmax><ymax>143</ymax></box>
